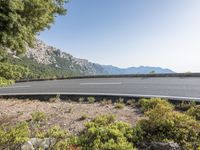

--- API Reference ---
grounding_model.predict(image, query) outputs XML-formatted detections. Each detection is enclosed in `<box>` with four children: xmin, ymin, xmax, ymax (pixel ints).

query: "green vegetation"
<box><xmin>187</xmin><ymin>105</ymin><xmax>200</xmax><ymax>120</ymax></box>
<box><xmin>78</xmin><ymin>115</ymin><xmax>136</xmax><ymax>150</ymax></box>
<box><xmin>138</xmin><ymin>98</ymin><xmax>173</xmax><ymax>112</ymax></box>
<box><xmin>31</xmin><ymin>111</ymin><xmax>47</xmax><ymax>124</ymax></box>
<box><xmin>0</xmin><ymin>62</ymin><xmax>30</xmax><ymax>86</ymax></box>
<box><xmin>1</xmin><ymin>98</ymin><xmax>200</xmax><ymax>150</ymax></box>
<box><xmin>175</xmin><ymin>101</ymin><xmax>196</xmax><ymax>111</ymax></box>
<box><xmin>100</xmin><ymin>98</ymin><xmax>112</xmax><ymax>106</ymax></box>
<box><xmin>87</xmin><ymin>97</ymin><xmax>95</xmax><ymax>103</ymax></box>
<box><xmin>0</xmin><ymin>0</ymin><xmax>66</xmax><ymax>56</ymax></box>
<box><xmin>114</xmin><ymin>103</ymin><xmax>125</xmax><ymax>109</ymax></box>
<box><xmin>135</xmin><ymin>102</ymin><xmax>200</xmax><ymax>149</ymax></box>
<box><xmin>78</xmin><ymin>97</ymin><xmax>85</xmax><ymax>103</ymax></box>
<box><xmin>8</xmin><ymin>57</ymin><xmax>79</xmax><ymax>80</ymax></box>
<box><xmin>0</xmin><ymin>0</ymin><xmax>67</xmax><ymax>86</ymax></box>
<box><xmin>0</xmin><ymin>77</ymin><xmax>14</xmax><ymax>87</ymax></box>
<box><xmin>0</xmin><ymin>122</ymin><xmax>29</xmax><ymax>150</ymax></box>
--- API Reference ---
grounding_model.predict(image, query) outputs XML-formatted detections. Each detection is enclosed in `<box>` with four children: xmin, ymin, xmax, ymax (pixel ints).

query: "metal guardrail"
<box><xmin>17</xmin><ymin>73</ymin><xmax>200</xmax><ymax>82</ymax></box>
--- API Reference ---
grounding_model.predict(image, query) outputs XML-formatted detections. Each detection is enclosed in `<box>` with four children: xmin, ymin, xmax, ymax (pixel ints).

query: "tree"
<box><xmin>0</xmin><ymin>0</ymin><xmax>67</xmax><ymax>57</ymax></box>
<box><xmin>0</xmin><ymin>0</ymin><xmax>67</xmax><ymax>86</ymax></box>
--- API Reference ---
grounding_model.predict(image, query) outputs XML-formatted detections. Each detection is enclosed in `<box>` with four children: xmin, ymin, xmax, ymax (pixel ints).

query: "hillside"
<box><xmin>10</xmin><ymin>40</ymin><xmax>174</xmax><ymax>79</ymax></box>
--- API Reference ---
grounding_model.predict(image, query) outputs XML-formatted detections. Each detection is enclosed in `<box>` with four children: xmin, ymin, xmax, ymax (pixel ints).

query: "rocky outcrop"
<box><xmin>21</xmin><ymin>138</ymin><xmax>56</xmax><ymax>150</ymax></box>
<box><xmin>139</xmin><ymin>142</ymin><xmax>181</xmax><ymax>150</ymax></box>
<box><xmin>26</xmin><ymin>39</ymin><xmax>107</xmax><ymax>75</ymax></box>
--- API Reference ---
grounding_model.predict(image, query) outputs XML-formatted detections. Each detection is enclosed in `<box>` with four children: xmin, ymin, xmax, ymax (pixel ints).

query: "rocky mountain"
<box><xmin>14</xmin><ymin>39</ymin><xmax>174</xmax><ymax>78</ymax></box>
<box><xmin>25</xmin><ymin>39</ymin><xmax>107</xmax><ymax>75</ymax></box>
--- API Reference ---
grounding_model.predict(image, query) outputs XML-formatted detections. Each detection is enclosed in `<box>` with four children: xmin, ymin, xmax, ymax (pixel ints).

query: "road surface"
<box><xmin>0</xmin><ymin>77</ymin><xmax>200</xmax><ymax>101</ymax></box>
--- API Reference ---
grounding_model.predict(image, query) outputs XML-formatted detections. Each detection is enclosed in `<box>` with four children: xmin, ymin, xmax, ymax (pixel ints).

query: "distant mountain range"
<box><xmin>102</xmin><ymin>65</ymin><xmax>174</xmax><ymax>75</ymax></box>
<box><xmin>10</xmin><ymin>40</ymin><xmax>174</xmax><ymax>78</ymax></box>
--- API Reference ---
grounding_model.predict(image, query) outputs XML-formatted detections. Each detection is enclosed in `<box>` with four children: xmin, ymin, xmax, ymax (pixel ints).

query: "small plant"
<box><xmin>114</xmin><ymin>103</ymin><xmax>125</xmax><ymax>109</ymax></box>
<box><xmin>78</xmin><ymin>97</ymin><xmax>84</xmax><ymax>103</ymax></box>
<box><xmin>126</xmin><ymin>99</ymin><xmax>136</xmax><ymax>106</ymax></box>
<box><xmin>79</xmin><ymin>114</ymin><xmax>89</xmax><ymax>121</ymax></box>
<box><xmin>117</xmin><ymin>97</ymin><xmax>124</xmax><ymax>103</ymax></box>
<box><xmin>49</xmin><ymin>94</ymin><xmax>61</xmax><ymax>103</ymax></box>
<box><xmin>67</xmin><ymin>107</ymin><xmax>73</xmax><ymax>113</ymax></box>
<box><xmin>31</xmin><ymin>111</ymin><xmax>47</xmax><ymax>123</ymax></box>
<box><xmin>87</xmin><ymin>97</ymin><xmax>95</xmax><ymax>103</ymax></box>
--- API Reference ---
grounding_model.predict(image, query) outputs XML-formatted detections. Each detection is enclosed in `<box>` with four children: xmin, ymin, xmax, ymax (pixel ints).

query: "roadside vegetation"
<box><xmin>0</xmin><ymin>97</ymin><xmax>200</xmax><ymax>149</ymax></box>
<box><xmin>0</xmin><ymin>0</ymin><xmax>67</xmax><ymax>86</ymax></box>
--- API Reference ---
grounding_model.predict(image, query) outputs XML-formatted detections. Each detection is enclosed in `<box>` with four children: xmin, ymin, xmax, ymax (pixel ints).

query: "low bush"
<box><xmin>100</xmin><ymin>98</ymin><xmax>112</xmax><ymax>106</ymax></box>
<box><xmin>187</xmin><ymin>105</ymin><xmax>200</xmax><ymax>120</ymax></box>
<box><xmin>135</xmin><ymin>103</ymin><xmax>200</xmax><ymax>149</ymax></box>
<box><xmin>0</xmin><ymin>122</ymin><xmax>29</xmax><ymax>149</ymax></box>
<box><xmin>138</xmin><ymin>98</ymin><xmax>173</xmax><ymax>112</ymax></box>
<box><xmin>49</xmin><ymin>94</ymin><xmax>61</xmax><ymax>103</ymax></box>
<box><xmin>31</xmin><ymin>111</ymin><xmax>47</xmax><ymax>123</ymax></box>
<box><xmin>78</xmin><ymin>97</ymin><xmax>84</xmax><ymax>103</ymax></box>
<box><xmin>117</xmin><ymin>98</ymin><xmax>124</xmax><ymax>103</ymax></box>
<box><xmin>0</xmin><ymin>77</ymin><xmax>14</xmax><ymax>87</ymax></box>
<box><xmin>114</xmin><ymin>103</ymin><xmax>125</xmax><ymax>109</ymax></box>
<box><xmin>175</xmin><ymin>101</ymin><xmax>196</xmax><ymax>111</ymax></box>
<box><xmin>78</xmin><ymin>115</ymin><xmax>136</xmax><ymax>150</ymax></box>
<box><xmin>87</xmin><ymin>97</ymin><xmax>95</xmax><ymax>103</ymax></box>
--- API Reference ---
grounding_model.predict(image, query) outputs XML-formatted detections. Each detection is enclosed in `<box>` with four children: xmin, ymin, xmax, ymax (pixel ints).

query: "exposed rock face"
<box><xmin>26</xmin><ymin>39</ymin><xmax>107</xmax><ymax>75</ymax></box>
<box><xmin>21</xmin><ymin>138</ymin><xmax>56</xmax><ymax>150</ymax></box>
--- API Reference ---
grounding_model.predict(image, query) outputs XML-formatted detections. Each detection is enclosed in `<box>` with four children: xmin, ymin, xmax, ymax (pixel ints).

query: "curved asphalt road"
<box><xmin>0</xmin><ymin>77</ymin><xmax>200</xmax><ymax>101</ymax></box>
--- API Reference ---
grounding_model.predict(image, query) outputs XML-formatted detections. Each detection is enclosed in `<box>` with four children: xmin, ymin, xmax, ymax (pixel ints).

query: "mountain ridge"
<box><xmin>14</xmin><ymin>39</ymin><xmax>174</xmax><ymax>78</ymax></box>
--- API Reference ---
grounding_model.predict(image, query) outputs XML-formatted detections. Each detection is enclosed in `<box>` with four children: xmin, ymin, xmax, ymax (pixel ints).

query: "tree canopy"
<box><xmin>0</xmin><ymin>0</ymin><xmax>67</xmax><ymax>57</ymax></box>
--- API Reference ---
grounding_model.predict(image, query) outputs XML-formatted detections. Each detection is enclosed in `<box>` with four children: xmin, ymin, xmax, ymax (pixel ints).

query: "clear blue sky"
<box><xmin>39</xmin><ymin>0</ymin><xmax>200</xmax><ymax>73</ymax></box>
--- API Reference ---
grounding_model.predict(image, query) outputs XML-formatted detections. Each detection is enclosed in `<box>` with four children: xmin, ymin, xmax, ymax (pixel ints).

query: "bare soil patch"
<box><xmin>0</xmin><ymin>99</ymin><xmax>142</xmax><ymax>133</ymax></box>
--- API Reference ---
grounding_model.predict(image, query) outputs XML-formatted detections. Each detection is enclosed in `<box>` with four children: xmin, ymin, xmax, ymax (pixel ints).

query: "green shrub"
<box><xmin>0</xmin><ymin>77</ymin><xmax>14</xmax><ymax>87</ymax></box>
<box><xmin>78</xmin><ymin>115</ymin><xmax>136</xmax><ymax>150</ymax></box>
<box><xmin>87</xmin><ymin>97</ymin><xmax>95</xmax><ymax>103</ymax></box>
<box><xmin>79</xmin><ymin>97</ymin><xmax>84</xmax><ymax>103</ymax></box>
<box><xmin>117</xmin><ymin>98</ymin><xmax>124</xmax><ymax>103</ymax></box>
<box><xmin>100</xmin><ymin>98</ymin><xmax>112</xmax><ymax>106</ymax></box>
<box><xmin>187</xmin><ymin>105</ymin><xmax>200</xmax><ymax>120</ymax></box>
<box><xmin>31</xmin><ymin>111</ymin><xmax>47</xmax><ymax>123</ymax></box>
<box><xmin>135</xmin><ymin>103</ymin><xmax>200</xmax><ymax>149</ymax></box>
<box><xmin>114</xmin><ymin>103</ymin><xmax>125</xmax><ymax>109</ymax></box>
<box><xmin>138</xmin><ymin>98</ymin><xmax>173</xmax><ymax>112</ymax></box>
<box><xmin>175</xmin><ymin>101</ymin><xmax>196</xmax><ymax>111</ymax></box>
<box><xmin>0</xmin><ymin>122</ymin><xmax>29</xmax><ymax>149</ymax></box>
<box><xmin>0</xmin><ymin>63</ymin><xmax>30</xmax><ymax>80</ymax></box>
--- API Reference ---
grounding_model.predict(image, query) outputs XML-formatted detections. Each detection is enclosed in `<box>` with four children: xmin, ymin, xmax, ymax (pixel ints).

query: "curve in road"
<box><xmin>0</xmin><ymin>77</ymin><xmax>200</xmax><ymax>101</ymax></box>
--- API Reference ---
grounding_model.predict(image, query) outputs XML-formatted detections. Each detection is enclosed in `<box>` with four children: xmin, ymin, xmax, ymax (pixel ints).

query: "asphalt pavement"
<box><xmin>0</xmin><ymin>77</ymin><xmax>200</xmax><ymax>101</ymax></box>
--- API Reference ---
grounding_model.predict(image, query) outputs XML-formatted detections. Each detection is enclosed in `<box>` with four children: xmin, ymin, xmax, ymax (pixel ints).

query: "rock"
<box><xmin>22</xmin><ymin>138</ymin><xmax>56</xmax><ymax>150</ymax></box>
<box><xmin>21</xmin><ymin>141</ymin><xmax>34</xmax><ymax>150</ymax></box>
<box><xmin>140</xmin><ymin>142</ymin><xmax>181</xmax><ymax>150</ymax></box>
